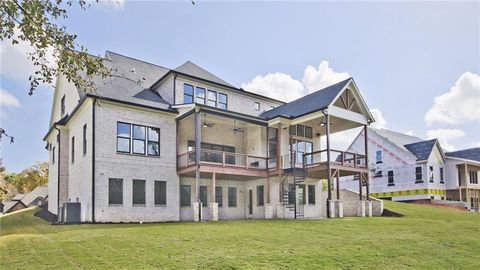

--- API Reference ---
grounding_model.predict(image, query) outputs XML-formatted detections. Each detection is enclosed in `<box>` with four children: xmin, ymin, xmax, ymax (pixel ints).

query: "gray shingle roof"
<box><xmin>404</xmin><ymin>139</ymin><xmax>438</xmax><ymax>161</ymax></box>
<box><xmin>82</xmin><ymin>51</ymin><xmax>174</xmax><ymax>111</ymax></box>
<box><xmin>174</xmin><ymin>61</ymin><xmax>234</xmax><ymax>87</ymax></box>
<box><xmin>371</xmin><ymin>128</ymin><xmax>423</xmax><ymax>152</ymax></box>
<box><xmin>445</xmin><ymin>147</ymin><xmax>480</xmax><ymax>162</ymax></box>
<box><xmin>11</xmin><ymin>194</ymin><xmax>24</xmax><ymax>201</ymax></box>
<box><xmin>260</xmin><ymin>78</ymin><xmax>351</xmax><ymax>120</ymax></box>
<box><xmin>21</xmin><ymin>186</ymin><xmax>48</xmax><ymax>206</ymax></box>
<box><xmin>2</xmin><ymin>200</ymin><xmax>26</xmax><ymax>214</ymax></box>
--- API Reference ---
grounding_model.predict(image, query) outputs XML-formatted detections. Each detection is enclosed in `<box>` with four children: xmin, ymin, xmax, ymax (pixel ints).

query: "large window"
<box><xmin>117</xmin><ymin>122</ymin><xmax>160</xmax><ymax>156</ymax></box>
<box><xmin>154</xmin><ymin>181</ymin><xmax>167</xmax><ymax>205</ymax></box>
<box><xmin>83</xmin><ymin>124</ymin><xmax>87</xmax><ymax>156</ymax></box>
<box><xmin>308</xmin><ymin>185</ymin><xmax>315</xmax><ymax>205</ymax></box>
<box><xmin>218</xmin><ymin>93</ymin><xmax>227</xmax><ymax>109</ymax></box>
<box><xmin>256</xmin><ymin>185</ymin><xmax>264</xmax><ymax>206</ymax></box>
<box><xmin>196</xmin><ymin>87</ymin><xmax>205</xmax><ymax>104</ymax></box>
<box><xmin>215</xmin><ymin>187</ymin><xmax>222</xmax><ymax>207</ymax></box>
<box><xmin>61</xmin><ymin>95</ymin><xmax>66</xmax><ymax>116</ymax></box>
<box><xmin>470</xmin><ymin>171</ymin><xmax>478</xmax><ymax>184</ymax></box>
<box><xmin>376</xmin><ymin>150</ymin><xmax>382</xmax><ymax>163</ymax></box>
<box><xmin>292</xmin><ymin>139</ymin><xmax>313</xmax><ymax>164</ymax></box>
<box><xmin>180</xmin><ymin>185</ymin><xmax>191</xmax><ymax>206</ymax></box>
<box><xmin>132</xmin><ymin>180</ymin><xmax>146</xmax><ymax>205</ymax></box>
<box><xmin>228</xmin><ymin>187</ymin><xmax>237</xmax><ymax>207</ymax></box>
<box><xmin>200</xmin><ymin>186</ymin><xmax>208</xmax><ymax>206</ymax></box>
<box><xmin>268</xmin><ymin>128</ymin><xmax>278</xmax><ymax>163</ymax></box>
<box><xmin>108</xmin><ymin>178</ymin><xmax>123</xmax><ymax>205</ymax></box>
<box><xmin>147</xmin><ymin>127</ymin><xmax>160</xmax><ymax>156</ymax></box>
<box><xmin>71</xmin><ymin>136</ymin><xmax>75</xmax><ymax>163</ymax></box>
<box><xmin>289</xmin><ymin>124</ymin><xmax>313</xmax><ymax>139</ymax></box>
<box><xmin>388</xmin><ymin>171</ymin><xmax>394</xmax><ymax>186</ymax></box>
<box><xmin>117</xmin><ymin>122</ymin><xmax>131</xmax><ymax>153</ymax></box>
<box><xmin>207</xmin><ymin>90</ymin><xmax>217</xmax><ymax>107</ymax></box>
<box><xmin>415</xmin><ymin>166</ymin><xmax>423</xmax><ymax>182</ymax></box>
<box><xmin>184</xmin><ymin>84</ymin><xmax>194</xmax><ymax>104</ymax></box>
<box><xmin>133</xmin><ymin>125</ymin><xmax>146</xmax><ymax>155</ymax></box>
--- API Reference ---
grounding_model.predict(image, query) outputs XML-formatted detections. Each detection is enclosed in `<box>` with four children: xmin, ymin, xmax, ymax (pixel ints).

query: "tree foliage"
<box><xmin>0</xmin><ymin>0</ymin><xmax>115</xmax><ymax>95</ymax></box>
<box><xmin>2</xmin><ymin>161</ymin><xmax>48</xmax><ymax>199</ymax></box>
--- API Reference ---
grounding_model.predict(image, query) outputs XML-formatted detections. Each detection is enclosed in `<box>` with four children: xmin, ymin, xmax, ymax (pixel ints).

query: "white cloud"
<box><xmin>303</xmin><ymin>61</ymin><xmax>350</xmax><ymax>92</ymax></box>
<box><xmin>425</xmin><ymin>72</ymin><xmax>480</xmax><ymax>125</ymax></box>
<box><xmin>89</xmin><ymin>0</ymin><xmax>125</xmax><ymax>9</ymax></box>
<box><xmin>241</xmin><ymin>73</ymin><xmax>304</xmax><ymax>102</ymax></box>
<box><xmin>242</xmin><ymin>61</ymin><xmax>349</xmax><ymax>102</ymax></box>
<box><xmin>426</xmin><ymin>128</ymin><xmax>465</xmax><ymax>152</ymax></box>
<box><xmin>369</xmin><ymin>108</ymin><xmax>387</xmax><ymax>129</ymax></box>
<box><xmin>0</xmin><ymin>88</ymin><xmax>21</xmax><ymax>108</ymax></box>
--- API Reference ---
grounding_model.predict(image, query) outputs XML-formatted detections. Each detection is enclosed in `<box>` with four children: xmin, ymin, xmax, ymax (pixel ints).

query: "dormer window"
<box><xmin>254</xmin><ymin>102</ymin><xmax>260</xmax><ymax>111</ymax></box>
<box><xmin>183</xmin><ymin>84</ymin><xmax>194</xmax><ymax>104</ymax></box>
<box><xmin>61</xmin><ymin>95</ymin><xmax>66</xmax><ymax>116</ymax></box>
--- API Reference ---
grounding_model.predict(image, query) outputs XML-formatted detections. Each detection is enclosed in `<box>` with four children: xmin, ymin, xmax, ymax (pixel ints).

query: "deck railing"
<box><xmin>177</xmin><ymin>149</ymin><xmax>269</xmax><ymax>170</ymax></box>
<box><xmin>284</xmin><ymin>150</ymin><xmax>367</xmax><ymax>169</ymax></box>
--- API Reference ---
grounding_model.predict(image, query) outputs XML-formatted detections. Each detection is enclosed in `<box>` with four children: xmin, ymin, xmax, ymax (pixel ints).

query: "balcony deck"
<box><xmin>177</xmin><ymin>149</ymin><xmax>368</xmax><ymax>179</ymax></box>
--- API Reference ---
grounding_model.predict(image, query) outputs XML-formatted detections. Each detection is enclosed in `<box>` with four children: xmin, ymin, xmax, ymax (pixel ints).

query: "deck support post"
<box><xmin>194</xmin><ymin>109</ymin><xmax>202</xmax><ymax>221</ymax></box>
<box><xmin>336</xmin><ymin>171</ymin><xmax>340</xmax><ymax>200</ymax></box>
<box><xmin>325</xmin><ymin>112</ymin><xmax>333</xmax><ymax>218</ymax></box>
<box><xmin>209</xmin><ymin>171</ymin><xmax>218</xmax><ymax>221</ymax></box>
<box><xmin>364</xmin><ymin>125</ymin><xmax>370</xmax><ymax>201</ymax></box>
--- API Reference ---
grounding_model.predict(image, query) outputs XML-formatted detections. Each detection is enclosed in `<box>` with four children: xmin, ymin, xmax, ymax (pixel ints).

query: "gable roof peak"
<box><xmin>173</xmin><ymin>60</ymin><xmax>234</xmax><ymax>87</ymax></box>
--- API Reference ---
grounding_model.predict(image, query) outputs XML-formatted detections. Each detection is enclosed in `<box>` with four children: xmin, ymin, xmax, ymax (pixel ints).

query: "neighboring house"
<box><xmin>44</xmin><ymin>51</ymin><xmax>381</xmax><ymax>223</ymax></box>
<box><xmin>341</xmin><ymin>128</ymin><xmax>479</xmax><ymax>211</ymax></box>
<box><xmin>21</xmin><ymin>186</ymin><xmax>49</xmax><ymax>207</ymax></box>
<box><xmin>1</xmin><ymin>200</ymin><xmax>27</xmax><ymax>214</ymax></box>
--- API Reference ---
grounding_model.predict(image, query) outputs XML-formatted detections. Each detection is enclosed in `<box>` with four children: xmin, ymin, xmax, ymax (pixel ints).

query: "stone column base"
<box><xmin>276</xmin><ymin>203</ymin><xmax>284</xmax><ymax>219</ymax></box>
<box><xmin>367</xmin><ymin>200</ymin><xmax>373</xmax><ymax>217</ymax></box>
<box><xmin>209</xmin><ymin>202</ymin><xmax>218</xmax><ymax>221</ymax></box>
<box><xmin>328</xmin><ymin>200</ymin><xmax>336</xmax><ymax>218</ymax></box>
<box><xmin>357</xmin><ymin>200</ymin><xmax>366</xmax><ymax>217</ymax></box>
<box><xmin>265</xmin><ymin>203</ymin><xmax>273</xmax><ymax>219</ymax></box>
<box><xmin>336</xmin><ymin>201</ymin><xmax>344</xmax><ymax>218</ymax></box>
<box><xmin>193</xmin><ymin>202</ymin><xmax>200</xmax><ymax>222</ymax></box>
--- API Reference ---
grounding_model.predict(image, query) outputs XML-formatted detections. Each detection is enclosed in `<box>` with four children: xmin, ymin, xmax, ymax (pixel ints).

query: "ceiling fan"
<box><xmin>202</xmin><ymin>114</ymin><xmax>215</xmax><ymax>128</ymax></box>
<box><xmin>230</xmin><ymin>120</ymin><xmax>244</xmax><ymax>134</ymax></box>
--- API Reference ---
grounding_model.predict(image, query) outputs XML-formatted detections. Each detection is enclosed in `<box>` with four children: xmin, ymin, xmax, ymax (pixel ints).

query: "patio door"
<box><xmin>248</xmin><ymin>190</ymin><xmax>253</xmax><ymax>215</ymax></box>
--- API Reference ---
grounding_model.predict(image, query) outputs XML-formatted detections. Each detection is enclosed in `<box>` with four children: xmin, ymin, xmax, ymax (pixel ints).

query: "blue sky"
<box><xmin>1</xmin><ymin>1</ymin><xmax>479</xmax><ymax>172</ymax></box>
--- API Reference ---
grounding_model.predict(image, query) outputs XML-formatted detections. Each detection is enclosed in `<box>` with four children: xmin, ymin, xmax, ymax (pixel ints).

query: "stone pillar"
<box><xmin>193</xmin><ymin>202</ymin><xmax>200</xmax><ymax>222</ymax></box>
<box><xmin>209</xmin><ymin>202</ymin><xmax>218</xmax><ymax>221</ymax></box>
<box><xmin>328</xmin><ymin>199</ymin><xmax>336</xmax><ymax>218</ymax></box>
<box><xmin>367</xmin><ymin>200</ymin><xmax>373</xmax><ymax>217</ymax></box>
<box><xmin>264</xmin><ymin>203</ymin><xmax>273</xmax><ymax>219</ymax></box>
<box><xmin>357</xmin><ymin>200</ymin><xmax>366</xmax><ymax>217</ymax></box>
<box><xmin>276</xmin><ymin>203</ymin><xmax>284</xmax><ymax>219</ymax></box>
<box><xmin>336</xmin><ymin>201</ymin><xmax>344</xmax><ymax>218</ymax></box>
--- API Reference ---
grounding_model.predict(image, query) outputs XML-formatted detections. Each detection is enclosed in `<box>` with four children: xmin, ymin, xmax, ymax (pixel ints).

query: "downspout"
<box><xmin>54</xmin><ymin>126</ymin><xmax>61</xmax><ymax>220</ymax></box>
<box><xmin>173</xmin><ymin>74</ymin><xmax>177</xmax><ymax>104</ymax></box>
<box><xmin>91</xmin><ymin>98</ymin><xmax>96</xmax><ymax>223</ymax></box>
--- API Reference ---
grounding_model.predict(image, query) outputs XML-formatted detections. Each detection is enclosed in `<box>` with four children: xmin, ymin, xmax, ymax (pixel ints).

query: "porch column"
<box><xmin>464</xmin><ymin>164</ymin><xmax>468</xmax><ymax>205</ymax></box>
<box><xmin>209</xmin><ymin>171</ymin><xmax>218</xmax><ymax>221</ymax></box>
<box><xmin>359</xmin><ymin>173</ymin><xmax>363</xmax><ymax>199</ymax></box>
<box><xmin>326</xmin><ymin>113</ymin><xmax>332</xmax><ymax>201</ymax></box>
<box><xmin>194</xmin><ymin>109</ymin><xmax>202</xmax><ymax>221</ymax></box>
<box><xmin>364</xmin><ymin>125</ymin><xmax>370</xmax><ymax>201</ymax></box>
<box><xmin>265</xmin><ymin>177</ymin><xmax>273</xmax><ymax>219</ymax></box>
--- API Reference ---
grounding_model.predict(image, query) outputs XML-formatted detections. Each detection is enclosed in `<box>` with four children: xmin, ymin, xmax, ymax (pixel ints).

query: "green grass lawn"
<box><xmin>1</xmin><ymin>202</ymin><xmax>479</xmax><ymax>269</ymax></box>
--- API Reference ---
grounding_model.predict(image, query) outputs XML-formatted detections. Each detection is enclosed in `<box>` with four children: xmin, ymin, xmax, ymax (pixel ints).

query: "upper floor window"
<box><xmin>440</xmin><ymin>167</ymin><xmax>444</xmax><ymax>183</ymax></box>
<box><xmin>61</xmin><ymin>95</ymin><xmax>66</xmax><ymax>116</ymax></box>
<box><xmin>387</xmin><ymin>170</ymin><xmax>394</xmax><ymax>186</ymax></box>
<box><xmin>289</xmin><ymin>124</ymin><xmax>313</xmax><ymax>139</ymax></box>
<box><xmin>268</xmin><ymin>128</ymin><xmax>278</xmax><ymax>163</ymax></box>
<box><xmin>376</xmin><ymin>150</ymin><xmax>382</xmax><ymax>163</ymax></box>
<box><xmin>71</xmin><ymin>136</ymin><xmax>75</xmax><ymax>164</ymax></box>
<box><xmin>375</xmin><ymin>170</ymin><xmax>383</xmax><ymax>178</ymax></box>
<box><xmin>207</xmin><ymin>90</ymin><xmax>217</xmax><ymax>107</ymax></box>
<box><xmin>117</xmin><ymin>122</ymin><xmax>160</xmax><ymax>156</ymax></box>
<box><xmin>83</xmin><ymin>124</ymin><xmax>87</xmax><ymax>156</ymax></box>
<box><xmin>254</xmin><ymin>102</ymin><xmax>260</xmax><ymax>111</ymax></box>
<box><xmin>470</xmin><ymin>171</ymin><xmax>478</xmax><ymax>184</ymax></box>
<box><xmin>196</xmin><ymin>87</ymin><xmax>205</xmax><ymax>104</ymax></box>
<box><xmin>415</xmin><ymin>166</ymin><xmax>423</xmax><ymax>182</ymax></box>
<box><xmin>183</xmin><ymin>84</ymin><xmax>194</xmax><ymax>104</ymax></box>
<box><xmin>429</xmin><ymin>166</ymin><xmax>434</xmax><ymax>183</ymax></box>
<box><xmin>218</xmin><ymin>93</ymin><xmax>227</xmax><ymax>110</ymax></box>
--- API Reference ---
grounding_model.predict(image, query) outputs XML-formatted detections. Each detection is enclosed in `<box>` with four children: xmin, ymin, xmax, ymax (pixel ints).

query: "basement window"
<box><xmin>132</xmin><ymin>179</ymin><xmax>146</xmax><ymax>205</ymax></box>
<box><xmin>180</xmin><ymin>185</ymin><xmax>191</xmax><ymax>207</ymax></box>
<box><xmin>216</xmin><ymin>187</ymin><xmax>223</xmax><ymax>207</ymax></box>
<box><xmin>154</xmin><ymin>181</ymin><xmax>167</xmax><ymax>205</ymax></box>
<box><xmin>200</xmin><ymin>186</ymin><xmax>208</xmax><ymax>206</ymax></box>
<box><xmin>257</xmin><ymin>185</ymin><xmax>264</xmax><ymax>206</ymax></box>
<box><xmin>108</xmin><ymin>178</ymin><xmax>123</xmax><ymax>205</ymax></box>
<box><xmin>228</xmin><ymin>187</ymin><xmax>237</xmax><ymax>207</ymax></box>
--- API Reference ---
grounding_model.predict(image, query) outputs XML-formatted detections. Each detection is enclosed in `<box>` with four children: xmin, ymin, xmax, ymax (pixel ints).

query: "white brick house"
<box><xmin>44</xmin><ymin>51</ymin><xmax>383</xmax><ymax>223</ymax></box>
<box><xmin>341</xmin><ymin>128</ymin><xmax>480</xmax><ymax>211</ymax></box>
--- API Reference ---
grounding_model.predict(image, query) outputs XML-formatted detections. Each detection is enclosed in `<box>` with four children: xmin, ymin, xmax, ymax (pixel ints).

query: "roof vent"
<box><xmin>131</xmin><ymin>68</ymin><xmax>136</xmax><ymax>73</ymax></box>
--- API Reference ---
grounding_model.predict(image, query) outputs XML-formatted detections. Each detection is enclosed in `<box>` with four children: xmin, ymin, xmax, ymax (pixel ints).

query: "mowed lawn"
<box><xmin>1</xmin><ymin>202</ymin><xmax>479</xmax><ymax>269</ymax></box>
